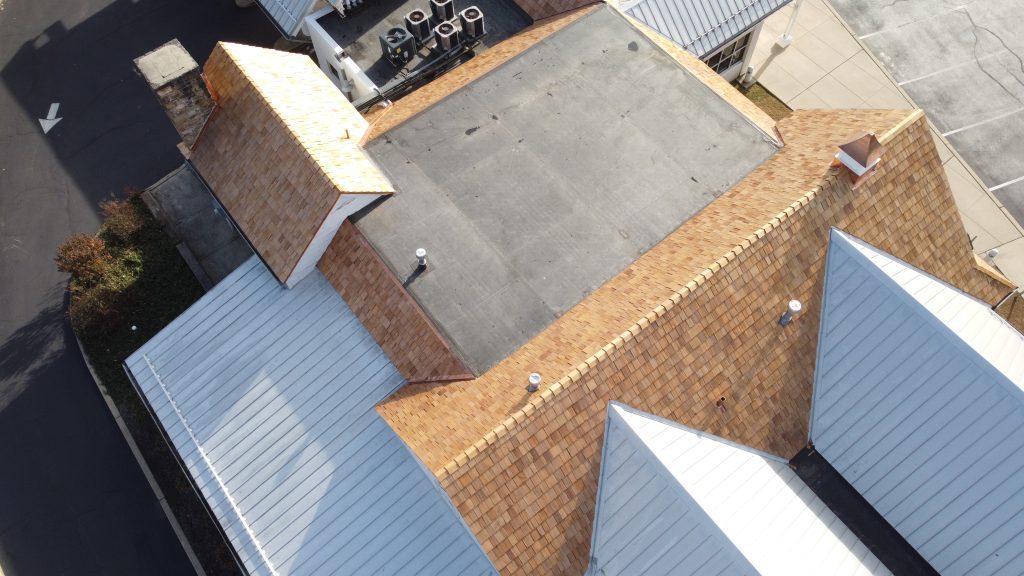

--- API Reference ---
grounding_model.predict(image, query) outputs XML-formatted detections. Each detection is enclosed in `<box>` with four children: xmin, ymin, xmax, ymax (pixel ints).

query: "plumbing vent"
<box><xmin>835</xmin><ymin>132</ymin><xmax>884</xmax><ymax>188</ymax></box>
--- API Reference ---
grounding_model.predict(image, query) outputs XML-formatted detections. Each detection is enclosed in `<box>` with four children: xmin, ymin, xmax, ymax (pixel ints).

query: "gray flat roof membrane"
<box><xmin>357</xmin><ymin>6</ymin><xmax>778</xmax><ymax>373</ymax></box>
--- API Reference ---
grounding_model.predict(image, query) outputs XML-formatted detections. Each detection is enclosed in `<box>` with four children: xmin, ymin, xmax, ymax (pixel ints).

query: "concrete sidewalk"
<box><xmin>749</xmin><ymin>0</ymin><xmax>1024</xmax><ymax>285</ymax></box>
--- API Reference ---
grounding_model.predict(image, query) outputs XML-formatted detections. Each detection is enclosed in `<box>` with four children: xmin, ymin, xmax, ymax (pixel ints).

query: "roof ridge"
<box><xmin>216</xmin><ymin>43</ymin><xmax>386</xmax><ymax>195</ymax></box>
<box><xmin>435</xmin><ymin>175</ymin><xmax>826</xmax><ymax>480</ymax></box>
<box><xmin>432</xmin><ymin>108</ymin><xmax>932</xmax><ymax>481</ymax></box>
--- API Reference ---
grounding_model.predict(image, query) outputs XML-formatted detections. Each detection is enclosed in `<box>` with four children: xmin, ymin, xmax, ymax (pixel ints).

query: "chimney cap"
<box><xmin>836</xmin><ymin>132</ymin><xmax>884</xmax><ymax>176</ymax></box>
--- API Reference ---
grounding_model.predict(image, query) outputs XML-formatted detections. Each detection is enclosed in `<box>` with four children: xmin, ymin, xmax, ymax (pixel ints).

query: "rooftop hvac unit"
<box><xmin>430</xmin><ymin>0</ymin><xmax>455</xmax><ymax>23</ymax></box>
<box><xmin>459</xmin><ymin>6</ymin><xmax>485</xmax><ymax>39</ymax></box>
<box><xmin>380</xmin><ymin>27</ymin><xmax>416</xmax><ymax>68</ymax></box>
<box><xmin>405</xmin><ymin>8</ymin><xmax>432</xmax><ymax>45</ymax></box>
<box><xmin>434</xmin><ymin>21</ymin><xmax>459</xmax><ymax>52</ymax></box>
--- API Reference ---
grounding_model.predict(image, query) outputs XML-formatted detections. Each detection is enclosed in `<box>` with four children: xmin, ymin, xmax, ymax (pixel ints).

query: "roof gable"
<box><xmin>811</xmin><ymin>229</ymin><xmax>1024</xmax><ymax>575</ymax></box>
<box><xmin>191</xmin><ymin>43</ymin><xmax>391</xmax><ymax>284</ymax></box>
<box><xmin>591</xmin><ymin>403</ymin><xmax>890</xmax><ymax>576</ymax></box>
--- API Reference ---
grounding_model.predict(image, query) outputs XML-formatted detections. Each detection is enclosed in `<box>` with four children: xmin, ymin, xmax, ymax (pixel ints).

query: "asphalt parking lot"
<box><xmin>830</xmin><ymin>0</ymin><xmax>1024</xmax><ymax>223</ymax></box>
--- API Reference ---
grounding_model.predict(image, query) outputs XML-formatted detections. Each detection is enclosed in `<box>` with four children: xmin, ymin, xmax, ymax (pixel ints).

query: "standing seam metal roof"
<box><xmin>125</xmin><ymin>257</ymin><xmax>496</xmax><ymax>576</ymax></box>
<box><xmin>811</xmin><ymin>229</ymin><xmax>1024</xmax><ymax>575</ymax></box>
<box><xmin>589</xmin><ymin>402</ymin><xmax>890</xmax><ymax>575</ymax></box>
<box><xmin>623</xmin><ymin>0</ymin><xmax>791</xmax><ymax>57</ymax></box>
<box><xmin>258</xmin><ymin>0</ymin><xmax>316</xmax><ymax>37</ymax></box>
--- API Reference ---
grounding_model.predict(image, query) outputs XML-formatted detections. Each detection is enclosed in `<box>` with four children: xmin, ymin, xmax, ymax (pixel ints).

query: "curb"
<box><xmin>73</xmin><ymin>334</ymin><xmax>208</xmax><ymax>576</ymax></box>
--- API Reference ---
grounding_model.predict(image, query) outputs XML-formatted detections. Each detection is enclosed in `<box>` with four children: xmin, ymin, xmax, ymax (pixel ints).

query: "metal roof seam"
<box><xmin>141</xmin><ymin>353</ymin><xmax>279</xmax><ymax>576</ymax></box>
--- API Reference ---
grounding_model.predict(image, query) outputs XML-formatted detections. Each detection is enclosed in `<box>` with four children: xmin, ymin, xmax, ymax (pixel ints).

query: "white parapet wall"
<box><xmin>303</xmin><ymin>7</ymin><xmax>380</xmax><ymax>102</ymax></box>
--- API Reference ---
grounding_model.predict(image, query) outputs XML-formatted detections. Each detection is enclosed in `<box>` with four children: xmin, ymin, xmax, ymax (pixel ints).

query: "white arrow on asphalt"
<box><xmin>39</xmin><ymin>102</ymin><xmax>62</xmax><ymax>134</ymax></box>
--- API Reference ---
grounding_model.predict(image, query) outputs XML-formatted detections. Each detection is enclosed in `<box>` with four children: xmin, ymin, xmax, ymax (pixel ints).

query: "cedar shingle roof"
<box><xmin>377</xmin><ymin>108</ymin><xmax>918</xmax><ymax>474</ymax></box>
<box><xmin>423</xmin><ymin>110</ymin><xmax>1009</xmax><ymax>574</ymax></box>
<box><xmin>191</xmin><ymin>42</ymin><xmax>392</xmax><ymax>283</ymax></box>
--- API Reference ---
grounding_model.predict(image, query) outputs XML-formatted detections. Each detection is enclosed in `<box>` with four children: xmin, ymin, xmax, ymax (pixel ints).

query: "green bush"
<box><xmin>55</xmin><ymin>233</ymin><xmax>112</xmax><ymax>285</ymax></box>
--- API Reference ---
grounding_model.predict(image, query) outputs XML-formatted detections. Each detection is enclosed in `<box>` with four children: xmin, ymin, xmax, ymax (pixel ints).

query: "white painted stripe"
<box><xmin>990</xmin><ymin>175</ymin><xmax>1024</xmax><ymax>193</ymax></box>
<box><xmin>898</xmin><ymin>49</ymin><xmax>1009</xmax><ymax>86</ymax></box>
<box><xmin>942</xmin><ymin>107</ymin><xmax>1024</xmax><ymax>137</ymax></box>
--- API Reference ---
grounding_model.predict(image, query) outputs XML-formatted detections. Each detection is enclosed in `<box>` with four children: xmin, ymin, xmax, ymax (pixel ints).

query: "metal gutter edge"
<box><xmin>72</xmin><ymin>334</ymin><xmax>208</xmax><ymax>576</ymax></box>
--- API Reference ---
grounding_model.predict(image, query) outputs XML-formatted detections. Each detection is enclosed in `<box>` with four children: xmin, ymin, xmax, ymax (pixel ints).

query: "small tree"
<box><xmin>100</xmin><ymin>197</ymin><xmax>145</xmax><ymax>244</ymax></box>
<box><xmin>55</xmin><ymin>233</ymin><xmax>111</xmax><ymax>285</ymax></box>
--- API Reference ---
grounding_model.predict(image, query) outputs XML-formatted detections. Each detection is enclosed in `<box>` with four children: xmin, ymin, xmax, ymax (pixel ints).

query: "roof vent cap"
<box><xmin>526</xmin><ymin>372</ymin><xmax>541</xmax><ymax>393</ymax></box>
<box><xmin>779</xmin><ymin>299</ymin><xmax>802</xmax><ymax>327</ymax></box>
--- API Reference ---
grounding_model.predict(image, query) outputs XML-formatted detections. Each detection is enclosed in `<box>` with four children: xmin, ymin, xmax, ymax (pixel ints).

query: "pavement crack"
<box><xmin>958</xmin><ymin>6</ymin><xmax>1024</xmax><ymax>108</ymax></box>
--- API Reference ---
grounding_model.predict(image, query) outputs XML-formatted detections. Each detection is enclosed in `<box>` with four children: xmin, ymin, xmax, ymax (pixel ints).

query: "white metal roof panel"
<box><xmin>810</xmin><ymin>229</ymin><xmax>1024</xmax><ymax>575</ymax></box>
<box><xmin>588</xmin><ymin>402</ymin><xmax>890</xmax><ymax>576</ymax></box>
<box><xmin>259</xmin><ymin>0</ymin><xmax>318</xmax><ymax>37</ymax></box>
<box><xmin>623</xmin><ymin>0</ymin><xmax>790</xmax><ymax>57</ymax></box>
<box><xmin>126</xmin><ymin>257</ymin><xmax>495</xmax><ymax>576</ymax></box>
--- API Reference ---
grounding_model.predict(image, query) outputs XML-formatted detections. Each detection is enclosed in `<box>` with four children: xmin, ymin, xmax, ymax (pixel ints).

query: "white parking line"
<box><xmin>943</xmin><ymin>107</ymin><xmax>1024</xmax><ymax>138</ymax></box>
<box><xmin>991</xmin><ymin>175</ymin><xmax>1024</xmax><ymax>193</ymax></box>
<box><xmin>897</xmin><ymin>50</ymin><xmax>1009</xmax><ymax>86</ymax></box>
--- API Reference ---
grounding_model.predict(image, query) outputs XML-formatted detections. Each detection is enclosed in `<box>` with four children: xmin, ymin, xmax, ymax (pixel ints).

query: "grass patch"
<box><xmin>59</xmin><ymin>194</ymin><xmax>240</xmax><ymax>575</ymax></box>
<box><xmin>736</xmin><ymin>82</ymin><xmax>792</xmax><ymax>121</ymax></box>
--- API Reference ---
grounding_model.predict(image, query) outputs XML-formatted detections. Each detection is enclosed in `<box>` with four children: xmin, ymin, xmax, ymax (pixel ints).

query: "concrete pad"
<box><xmin>995</xmin><ymin>182</ymin><xmax>1024</xmax><ymax>234</ymax></box>
<box><xmin>931</xmin><ymin>129</ymin><xmax>953</xmax><ymax>164</ymax></box>
<box><xmin>945</xmin><ymin>159</ymin><xmax>989</xmax><ymax>212</ymax></box>
<box><xmin>831</xmin><ymin>56</ymin><xmax>887</xmax><ymax>100</ymax></box>
<box><xmin>805</xmin><ymin>73</ymin><xmax>865</xmax><ymax>108</ymax></box>
<box><xmin>755</xmin><ymin>61</ymin><xmax>805</xmax><ymax>101</ymax></box>
<box><xmin>788</xmin><ymin>32</ymin><xmax>849</xmax><ymax>73</ymax></box>
<box><xmin>860</xmin><ymin>83</ymin><xmax>912</xmax><ymax>109</ymax></box>
<box><xmin>807</xmin><ymin>18</ymin><xmax>862</xmax><ymax>59</ymax></box>
<box><xmin>771</xmin><ymin>44</ymin><xmax>829</xmax><ymax>88</ymax></box>
<box><xmin>789</xmin><ymin>89</ymin><xmax>830</xmax><ymax>109</ymax></box>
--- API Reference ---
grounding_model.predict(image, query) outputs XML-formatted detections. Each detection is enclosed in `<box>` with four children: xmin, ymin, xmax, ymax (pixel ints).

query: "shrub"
<box><xmin>68</xmin><ymin>284</ymin><xmax>119</xmax><ymax>332</ymax></box>
<box><xmin>100</xmin><ymin>198</ymin><xmax>146</xmax><ymax>244</ymax></box>
<box><xmin>55</xmin><ymin>233</ymin><xmax>111</xmax><ymax>285</ymax></box>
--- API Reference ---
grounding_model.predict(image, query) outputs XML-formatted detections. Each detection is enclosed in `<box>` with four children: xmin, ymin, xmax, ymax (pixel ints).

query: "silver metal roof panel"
<box><xmin>623</xmin><ymin>0</ymin><xmax>790</xmax><ymax>57</ymax></box>
<box><xmin>810</xmin><ymin>229</ymin><xmax>1024</xmax><ymax>575</ymax></box>
<box><xmin>588</xmin><ymin>402</ymin><xmax>890</xmax><ymax>575</ymax></box>
<box><xmin>126</xmin><ymin>257</ymin><xmax>495</xmax><ymax>576</ymax></box>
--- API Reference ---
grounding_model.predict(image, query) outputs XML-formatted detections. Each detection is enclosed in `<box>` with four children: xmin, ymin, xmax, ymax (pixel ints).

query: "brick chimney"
<box><xmin>834</xmin><ymin>132</ymin><xmax>884</xmax><ymax>188</ymax></box>
<box><xmin>134</xmin><ymin>39</ymin><xmax>215</xmax><ymax>151</ymax></box>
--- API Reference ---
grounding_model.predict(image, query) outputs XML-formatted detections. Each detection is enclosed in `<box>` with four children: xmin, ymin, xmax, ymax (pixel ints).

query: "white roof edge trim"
<box><xmin>590</xmin><ymin>402</ymin><xmax>762</xmax><ymax>574</ymax></box>
<box><xmin>141</xmin><ymin>353</ymin><xmax>279</xmax><ymax>576</ymax></box>
<box><xmin>397</xmin><ymin>424</ymin><xmax>498</xmax><ymax>574</ymax></box>
<box><xmin>609</xmin><ymin>401</ymin><xmax>789</xmax><ymax>463</ymax></box>
<box><xmin>835</xmin><ymin>229</ymin><xmax>1024</xmax><ymax>394</ymax></box>
<box><xmin>811</xmin><ymin>228</ymin><xmax>1024</xmax><ymax>442</ymax></box>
